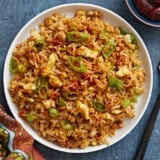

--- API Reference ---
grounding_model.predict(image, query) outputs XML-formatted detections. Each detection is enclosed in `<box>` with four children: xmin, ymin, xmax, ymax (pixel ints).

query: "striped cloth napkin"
<box><xmin>0</xmin><ymin>104</ymin><xmax>45</xmax><ymax>160</ymax></box>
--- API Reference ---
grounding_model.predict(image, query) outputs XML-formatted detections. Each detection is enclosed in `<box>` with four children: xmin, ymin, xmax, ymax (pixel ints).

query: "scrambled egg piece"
<box><xmin>47</xmin><ymin>53</ymin><xmax>56</xmax><ymax>68</ymax></box>
<box><xmin>23</xmin><ymin>83</ymin><xmax>36</xmax><ymax>91</ymax></box>
<box><xmin>116</xmin><ymin>66</ymin><xmax>130</xmax><ymax>77</ymax></box>
<box><xmin>41</xmin><ymin>53</ymin><xmax>57</xmax><ymax>77</ymax></box>
<box><xmin>76</xmin><ymin>46</ymin><xmax>98</xmax><ymax>59</ymax></box>
<box><xmin>49</xmin><ymin>75</ymin><xmax>63</xmax><ymax>88</ymax></box>
<box><xmin>104</xmin><ymin>112</ymin><xmax>114</xmax><ymax>121</ymax></box>
<box><xmin>124</xmin><ymin>34</ymin><xmax>132</xmax><ymax>43</ymax></box>
<box><xmin>42</xmin><ymin>99</ymin><xmax>53</xmax><ymax>109</ymax></box>
<box><xmin>76</xmin><ymin>101</ymin><xmax>90</xmax><ymax>120</ymax></box>
<box><xmin>30</xmin><ymin>29</ymin><xmax>42</xmax><ymax>40</ymax></box>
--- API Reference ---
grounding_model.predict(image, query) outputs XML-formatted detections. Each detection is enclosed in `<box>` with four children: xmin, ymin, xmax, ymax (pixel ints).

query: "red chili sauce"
<box><xmin>133</xmin><ymin>0</ymin><xmax>160</xmax><ymax>21</ymax></box>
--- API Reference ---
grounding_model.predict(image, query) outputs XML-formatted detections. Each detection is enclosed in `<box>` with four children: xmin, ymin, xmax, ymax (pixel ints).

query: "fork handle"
<box><xmin>134</xmin><ymin>92</ymin><xmax>160</xmax><ymax>160</ymax></box>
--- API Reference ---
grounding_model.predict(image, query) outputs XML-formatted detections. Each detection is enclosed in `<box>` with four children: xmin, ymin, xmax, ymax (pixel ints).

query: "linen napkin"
<box><xmin>0</xmin><ymin>104</ymin><xmax>45</xmax><ymax>160</ymax></box>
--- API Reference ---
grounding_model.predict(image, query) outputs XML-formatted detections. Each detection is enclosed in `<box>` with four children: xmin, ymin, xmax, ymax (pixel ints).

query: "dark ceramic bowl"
<box><xmin>125</xmin><ymin>0</ymin><xmax>160</xmax><ymax>27</ymax></box>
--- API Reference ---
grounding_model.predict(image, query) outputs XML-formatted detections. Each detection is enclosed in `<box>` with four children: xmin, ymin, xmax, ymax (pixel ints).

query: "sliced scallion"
<box><xmin>66</xmin><ymin>31</ymin><xmax>88</xmax><ymax>42</ymax></box>
<box><xmin>92</xmin><ymin>101</ymin><xmax>105</xmax><ymax>112</ymax></box>
<box><xmin>61</xmin><ymin>120</ymin><xmax>73</xmax><ymax>131</ymax></box>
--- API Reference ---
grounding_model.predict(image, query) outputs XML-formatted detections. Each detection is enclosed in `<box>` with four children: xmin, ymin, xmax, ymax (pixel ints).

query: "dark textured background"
<box><xmin>0</xmin><ymin>0</ymin><xmax>160</xmax><ymax>160</ymax></box>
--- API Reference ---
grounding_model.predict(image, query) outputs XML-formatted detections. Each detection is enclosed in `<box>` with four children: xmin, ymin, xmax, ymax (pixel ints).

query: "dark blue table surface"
<box><xmin>0</xmin><ymin>0</ymin><xmax>160</xmax><ymax>160</ymax></box>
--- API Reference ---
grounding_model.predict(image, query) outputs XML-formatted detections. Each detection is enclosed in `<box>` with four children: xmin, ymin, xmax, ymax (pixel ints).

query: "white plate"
<box><xmin>3</xmin><ymin>3</ymin><xmax>153</xmax><ymax>153</ymax></box>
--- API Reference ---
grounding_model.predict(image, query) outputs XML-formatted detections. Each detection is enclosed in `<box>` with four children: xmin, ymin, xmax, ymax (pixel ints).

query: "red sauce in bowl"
<box><xmin>133</xmin><ymin>0</ymin><xmax>160</xmax><ymax>20</ymax></box>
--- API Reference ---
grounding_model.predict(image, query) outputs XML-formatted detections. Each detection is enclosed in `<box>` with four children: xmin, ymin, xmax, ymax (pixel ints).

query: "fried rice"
<box><xmin>9</xmin><ymin>10</ymin><xmax>145</xmax><ymax>148</ymax></box>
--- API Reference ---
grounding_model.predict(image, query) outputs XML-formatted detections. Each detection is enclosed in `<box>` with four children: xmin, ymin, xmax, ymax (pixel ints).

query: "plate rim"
<box><xmin>3</xmin><ymin>3</ymin><xmax>153</xmax><ymax>153</ymax></box>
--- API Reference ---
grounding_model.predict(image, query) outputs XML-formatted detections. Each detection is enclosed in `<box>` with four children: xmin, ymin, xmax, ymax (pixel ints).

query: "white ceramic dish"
<box><xmin>3</xmin><ymin>3</ymin><xmax>153</xmax><ymax>153</ymax></box>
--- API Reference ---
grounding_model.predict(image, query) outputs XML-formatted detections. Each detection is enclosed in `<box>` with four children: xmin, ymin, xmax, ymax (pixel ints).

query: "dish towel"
<box><xmin>0</xmin><ymin>104</ymin><xmax>45</xmax><ymax>160</ymax></box>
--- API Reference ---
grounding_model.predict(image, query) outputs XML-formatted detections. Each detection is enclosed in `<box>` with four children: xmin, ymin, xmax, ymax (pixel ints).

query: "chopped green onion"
<box><xmin>61</xmin><ymin>120</ymin><xmax>73</xmax><ymax>131</ymax></box>
<box><xmin>122</xmin><ymin>99</ymin><xmax>131</xmax><ymax>107</ymax></box>
<box><xmin>131</xmin><ymin>95</ymin><xmax>138</xmax><ymax>103</ymax></box>
<box><xmin>7</xmin><ymin>152</ymin><xmax>25</xmax><ymax>159</ymax></box>
<box><xmin>119</xmin><ymin>27</ymin><xmax>128</xmax><ymax>35</ymax></box>
<box><xmin>38</xmin><ymin>87</ymin><xmax>48</xmax><ymax>99</ymax></box>
<box><xmin>62</xmin><ymin>91</ymin><xmax>78</xmax><ymax>100</ymax></box>
<box><xmin>133</xmin><ymin>65</ymin><xmax>140</xmax><ymax>70</ymax></box>
<box><xmin>130</xmin><ymin>33</ymin><xmax>137</xmax><ymax>46</ymax></box>
<box><xmin>110</xmin><ymin>63</ymin><xmax>116</xmax><ymax>70</ymax></box>
<box><xmin>10</xmin><ymin>58</ymin><xmax>19</xmax><ymax>74</ymax></box>
<box><xmin>10</xmin><ymin>58</ymin><xmax>27</xmax><ymax>74</ymax></box>
<box><xmin>66</xmin><ymin>31</ymin><xmax>88</xmax><ymax>42</ymax></box>
<box><xmin>68</xmin><ymin>56</ymin><xmax>87</xmax><ymax>73</ymax></box>
<box><xmin>36</xmin><ymin>77</ymin><xmax>48</xmax><ymax>99</ymax></box>
<box><xmin>119</xmin><ymin>27</ymin><xmax>137</xmax><ymax>46</ymax></box>
<box><xmin>55</xmin><ymin>97</ymin><xmax>67</xmax><ymax>107</ymax></box>
<box><xmin>27</xmin><ymin>111</ymin><xmax>36</xmax><ymax>122</ymax></box>
<box><xmin>108</xmin><ymin>77</ymin><xmax>124</xmax><ymax>90</ymax></box>
<box><xmin>92</xmin><ymin>101</ymin><xmax>105</xmax><ymax>112</ymax></box>
<box><xmin>49</xmin><ymin>108</ymin><xmax>58</xmax><ymax>117</ymax></box>
<box><xmin>134</xmin><ymin>88</ymin><xmax>144</xmax><ymax>95</ymax></box>
<box><xmin>34</xmin><ymin>39</ymin><xmax>45</xmax><ymax>51</ymax></box>
<box><xmin>0</xmin><ymin>128</ymin><xmax>9</xmax><ymax>142</ymax></box>
<box><xmin>99</xmin><ymin>31</ymin><xmax>109</xmax><ymax>39</ymax></box>
<box><xmin>18</xmin><ymin>64</ymin><xmax>27</xmax><ymax>73</ymax></box>
<box><xmin>102</xmin><ymin>39</ymin><xmax>116</xmax><ymax>59</ymax></box>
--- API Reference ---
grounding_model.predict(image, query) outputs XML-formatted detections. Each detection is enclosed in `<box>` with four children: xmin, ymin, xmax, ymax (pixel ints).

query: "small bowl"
<box><xmin>125</xmin><ymin>0</ymin><xmax>160</xmax><ymax>28</ymax></box>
